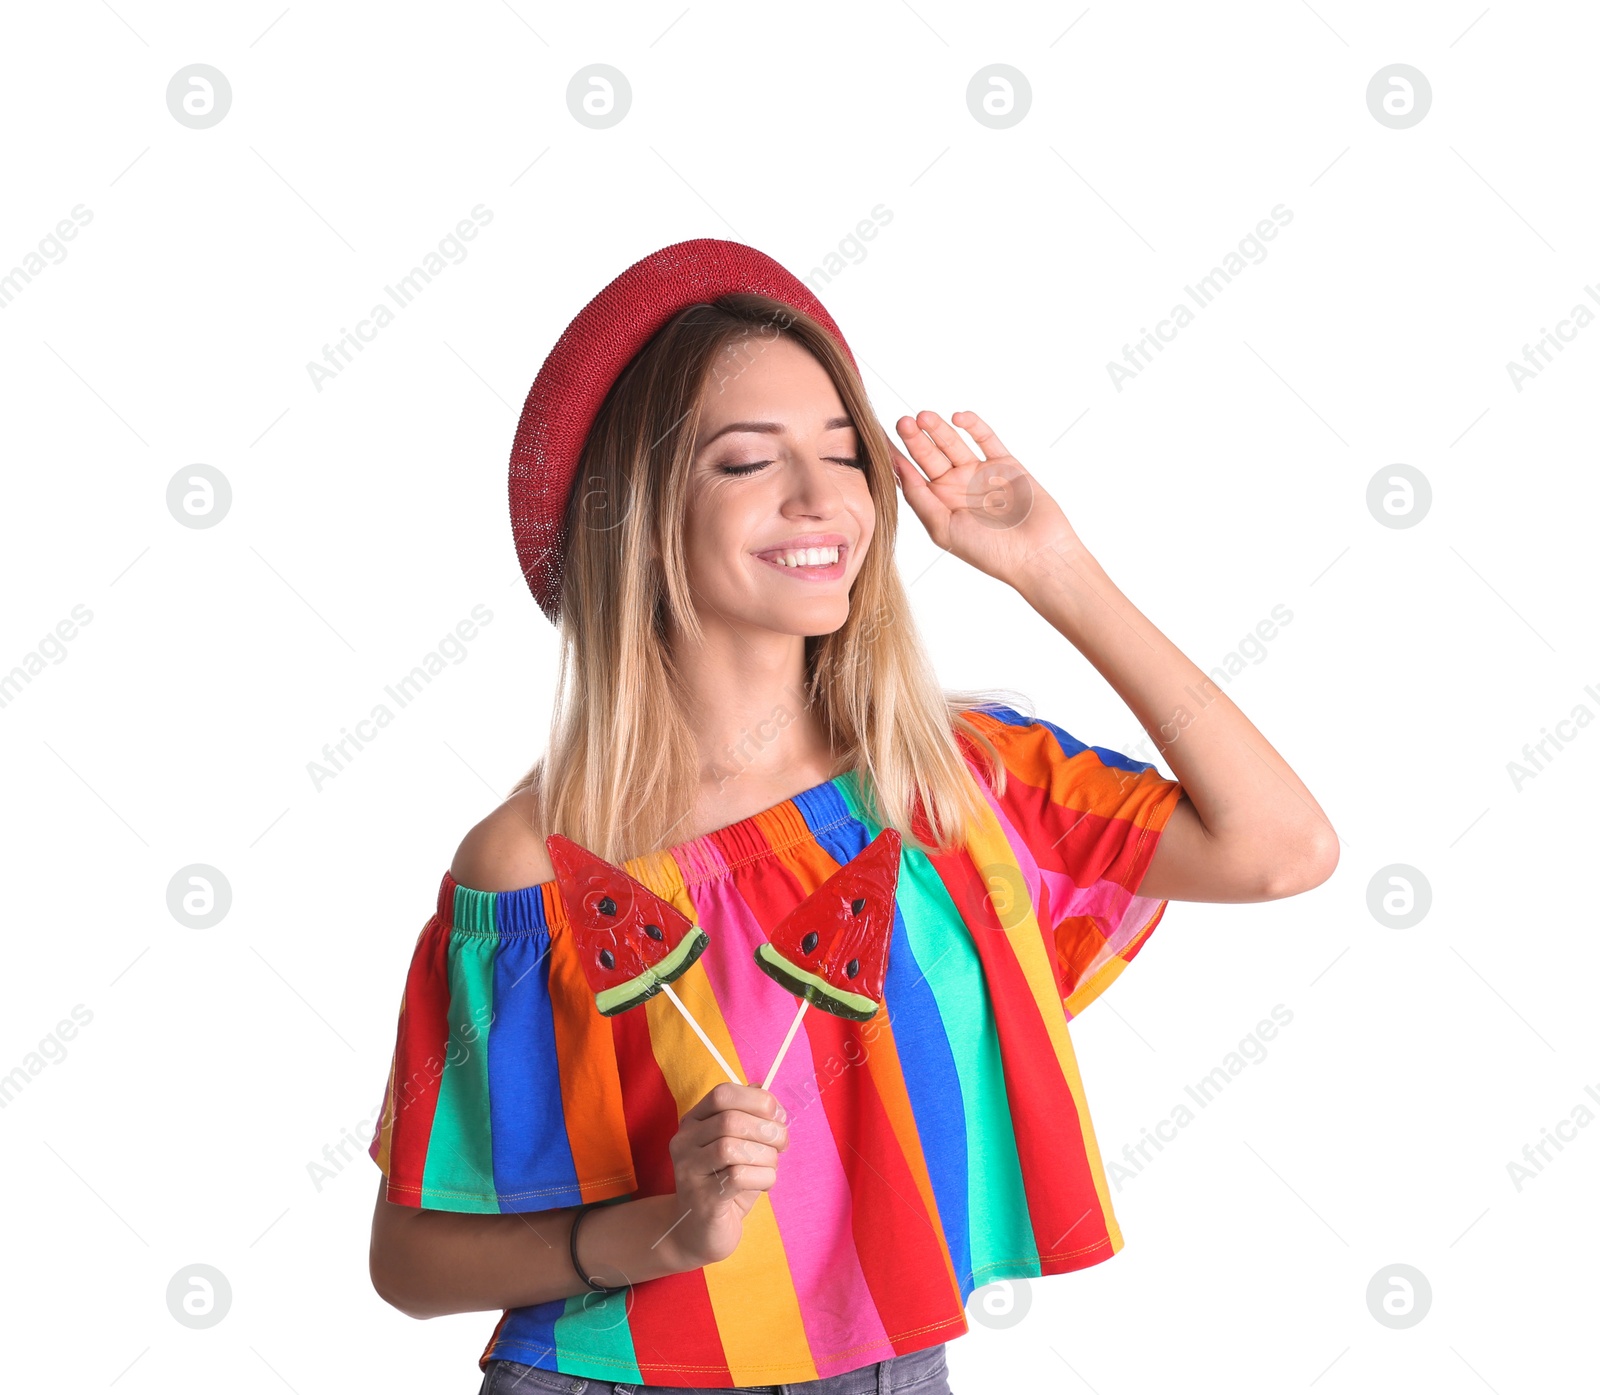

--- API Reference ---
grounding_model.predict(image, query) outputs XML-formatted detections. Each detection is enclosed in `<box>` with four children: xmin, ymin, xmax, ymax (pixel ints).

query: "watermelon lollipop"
<box><xmin>546</xmin><ymin>834</ymin><xmax>742</xmax><ymax>1084</ymax></box>
<box><xmin>546</xmin><ymin>834</ymin><xmax>709</xmax><ymax>1015</ymax></box>
<box><xmin>755</xmin><ymin>828</ymin><xmax>902</xmax><ymax>1088</ymax></box>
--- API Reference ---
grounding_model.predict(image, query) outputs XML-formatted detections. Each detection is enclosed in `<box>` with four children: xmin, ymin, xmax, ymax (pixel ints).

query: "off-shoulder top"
<box><xmin>368</xmin><ymin>703</ymin><xmax>1185</xmax><ymax>1386</ymax></box>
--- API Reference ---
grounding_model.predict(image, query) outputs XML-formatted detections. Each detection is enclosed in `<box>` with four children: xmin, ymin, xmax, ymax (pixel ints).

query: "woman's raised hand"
<box><xmin>665</xmin><ymin>1081</ymin><xmax>790</xmax><ymax>1269</ymax></box>
<box><xmin>885</xmin><ymin>410</ymin><xmax>1080</xmax><ymax>589</ymax></box>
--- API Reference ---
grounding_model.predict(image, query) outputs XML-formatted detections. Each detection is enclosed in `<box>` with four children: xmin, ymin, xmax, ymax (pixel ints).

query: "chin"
<box><xmin>745</xmin><ymin>595</ymin><xmax>853</xmax><ymax>638</ymax></box>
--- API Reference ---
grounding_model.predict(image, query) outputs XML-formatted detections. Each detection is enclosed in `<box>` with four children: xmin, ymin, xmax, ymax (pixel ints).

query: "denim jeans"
<box><xmin>477</xmin><ymin>1341</ymin><xmax>952</xmax><ymax>1395</ymax></box>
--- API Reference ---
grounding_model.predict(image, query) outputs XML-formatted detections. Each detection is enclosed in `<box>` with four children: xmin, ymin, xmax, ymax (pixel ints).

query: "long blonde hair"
<box><xmin>511</xmin><ymin>291</ymin><xmax>1028</xmax><ymax>862</ymax></box>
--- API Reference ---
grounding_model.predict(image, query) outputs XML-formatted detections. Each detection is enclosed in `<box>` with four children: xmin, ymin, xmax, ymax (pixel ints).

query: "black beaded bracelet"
<box><xmin>569</xmin><ymin>1201</ymin><xmax>628</xmax><ymax>1295</ymax></box>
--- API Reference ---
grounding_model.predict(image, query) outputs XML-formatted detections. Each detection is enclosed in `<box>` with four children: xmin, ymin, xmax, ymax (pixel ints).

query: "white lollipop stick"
<box><xmin>762</xmin><ymin>998</ymin><xmax>810</xmax><ymax>1091</ymax></box>
<box><xmin>660</xmin><ymin>981</ymin><xmax>743</xmax><ymax>1086</ymax></box>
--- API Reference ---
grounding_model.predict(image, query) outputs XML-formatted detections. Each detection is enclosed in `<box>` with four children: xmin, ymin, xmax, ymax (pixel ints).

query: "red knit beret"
<box><xmin>508</xmin><ymin>237</ymin><xmax>859</xmax><ymax>624</ymax></box>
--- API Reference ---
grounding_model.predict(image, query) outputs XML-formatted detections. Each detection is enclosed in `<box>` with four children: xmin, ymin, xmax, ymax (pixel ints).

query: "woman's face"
<box><xmin>681</xmin><ymin>334</ymin><xmax>875</xmax><ymax>639</ymax></box>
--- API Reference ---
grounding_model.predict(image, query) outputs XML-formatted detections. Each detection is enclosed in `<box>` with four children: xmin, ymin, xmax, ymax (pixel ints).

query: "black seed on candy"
<box><xmin>597</xmin><ymin>896</ymin><xmax>618</xmax><ymax>917</ymax></box>
<box><xmin>801</xmin><ymin>931</ymin><xmax>819</xmax><ymax>954</ymax></box>
<box><xmin>644</xmin><ymin>923</ymin><xmax>664</xmax><ymax>941</ymax></box>
<box><xmin>851</xmin><ymin>897</ymin><xmax>866</xmax><ymax>915</ymax></box>
<box><xmin>598</xmin><ymin>948</ymin><xmax>615</xmax><ymax>970</ymax></box>
<box><xmin>845</xmin><ymin>958</ymin><xmax>861</xmax><ymax>978</ymax></box>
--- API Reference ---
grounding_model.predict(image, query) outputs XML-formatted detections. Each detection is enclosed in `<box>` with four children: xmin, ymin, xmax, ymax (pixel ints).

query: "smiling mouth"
<box><xmin>754</xmin><ymin>542</ymin><xmax>848</xmax><ymax>580</ymax></box>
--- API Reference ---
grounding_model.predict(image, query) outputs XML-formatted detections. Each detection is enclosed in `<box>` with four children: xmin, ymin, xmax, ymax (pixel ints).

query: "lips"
<box><xmin>753</xmin><ymin>537</ymin><xmax>849</xmax><ymax>581</ymax></box>
<box><xmin>753</xmin><ymin>533</ymin><xmax>850</xmax><ymax>561</ymax></box>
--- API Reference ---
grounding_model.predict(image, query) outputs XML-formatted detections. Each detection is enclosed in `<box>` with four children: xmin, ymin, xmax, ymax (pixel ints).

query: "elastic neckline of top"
<box><xmin>438</xmin><ymin>771</ymin><xmax>863</xmax><ymax>936</ymax></box>
<box><xmin>435</xmin><ymin>704</ymin><xmax>1021</xmax><ymax>937</ymax></box>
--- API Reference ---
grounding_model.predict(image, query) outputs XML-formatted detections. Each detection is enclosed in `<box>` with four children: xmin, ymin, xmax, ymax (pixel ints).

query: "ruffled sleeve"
<box><xmin>367</xmin><ymin>872</ymin><xmax>638</xmax><ymax>1212</ymax></box>
<box><xmin>961</xmin><ymin>704</ymin><xmax>1185</xmax><ymax>1018</ymax></box>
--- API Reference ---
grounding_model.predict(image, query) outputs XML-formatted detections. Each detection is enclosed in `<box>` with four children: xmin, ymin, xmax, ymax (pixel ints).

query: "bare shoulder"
<box><xmin>449</xmin><ymin>785</ymin><xmax>554</xmax><ymax>892</ymax></box>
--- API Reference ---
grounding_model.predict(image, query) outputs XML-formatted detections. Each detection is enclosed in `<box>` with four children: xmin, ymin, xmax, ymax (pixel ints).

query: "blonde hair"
<box><xmin>510</xmin><ymin>292</ymin><xmax>1028</xmax><ymax>862</ymax></box>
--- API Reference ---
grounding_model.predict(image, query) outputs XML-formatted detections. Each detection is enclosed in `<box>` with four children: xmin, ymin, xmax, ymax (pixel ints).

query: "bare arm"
<box><xmin>368</xmin><ymin>1184</ymin><xmax>688</xmax><ymax>1319</ymax></box>
<box><xmin>369</xmin><ymin>1072</ymin><xmax>788</xmax><ymax>1320</ymax></box>
<box><xmin>1015</xmin><ymin>542</ymin><xmax>1339</xmax><ymax>903</ymax></box>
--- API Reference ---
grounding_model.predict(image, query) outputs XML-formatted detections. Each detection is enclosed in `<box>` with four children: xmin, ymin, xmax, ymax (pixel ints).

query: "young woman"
<box><xmin>366</xmin><ymin>240</ymin><xmax>1337</xmax><ymax>1395</ymax></box>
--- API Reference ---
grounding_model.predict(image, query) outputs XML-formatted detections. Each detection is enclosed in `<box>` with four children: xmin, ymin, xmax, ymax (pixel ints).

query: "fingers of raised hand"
<box><xmin>897</xmin><ymin>411</ymin><xmax>1010</xmax><ymax>479</ymax></box>
<box><xmin>895</xmin><ymin>413</ymin><xmax>959</xmax><ymax>477</ymax></box>
<box><xmin>951</xmin><ymin>410</ymin><xmax>1010</xmax><ymax>463</ymax></box>
<box><xmin>879</xmin><ymin>423</ymin><xmax>919</xmax><ymax>476</ymax></box>
<box><xmin>917</xmin><ymin>410</ymin><xmax>985</xmax><ymax>470</ymax></box>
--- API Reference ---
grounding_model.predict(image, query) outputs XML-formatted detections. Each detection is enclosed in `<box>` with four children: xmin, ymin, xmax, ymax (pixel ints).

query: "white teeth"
<box><xmin>767</xmin><ymin>546</ymin><xmax>839</xmax><ymax>568</ymax></box>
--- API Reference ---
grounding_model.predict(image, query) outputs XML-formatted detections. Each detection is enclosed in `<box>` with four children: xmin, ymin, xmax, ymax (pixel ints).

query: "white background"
<box><xmin>2</xmin><ymin>1</ymin><xmax>1596</xmax><ymax>1391</ymax></box>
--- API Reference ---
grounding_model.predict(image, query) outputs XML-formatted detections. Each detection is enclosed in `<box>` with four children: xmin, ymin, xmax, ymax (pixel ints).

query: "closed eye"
<box><xmin>719</xmin><ymin>457</ymin><xmax>865</xmax><ymax>477</ymax></box>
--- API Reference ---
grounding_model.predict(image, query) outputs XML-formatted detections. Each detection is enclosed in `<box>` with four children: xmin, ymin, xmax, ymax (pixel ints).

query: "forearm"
<box><xmin>373</xmin><ymin>1191</ymin><xmax>690</xmax><ymax>1320</ymax></box>
<box><xmin>1015</xmin><ymin>538</ymin><xmax>1337</xmax><ymax>863</ymax></box>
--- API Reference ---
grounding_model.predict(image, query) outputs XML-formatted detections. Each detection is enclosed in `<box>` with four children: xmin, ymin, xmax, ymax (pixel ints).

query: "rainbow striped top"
<box><xmin>369</xmin><ymin>704</ymin><xmax>1184</xmax><ymax>1386</ymax></box>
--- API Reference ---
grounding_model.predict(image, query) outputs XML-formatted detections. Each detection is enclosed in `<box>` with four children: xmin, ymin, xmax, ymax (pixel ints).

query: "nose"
<box><xmin>782</xmin><ymin>451</ymin><xmax>845</xmax><ymax>519</ymax></box>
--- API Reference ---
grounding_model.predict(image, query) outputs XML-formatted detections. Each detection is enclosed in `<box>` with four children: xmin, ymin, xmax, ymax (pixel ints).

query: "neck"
<box><xmin>669</xmin><ymin>616</ymin><xmax>835</xmax><ymax>789</ymax></box>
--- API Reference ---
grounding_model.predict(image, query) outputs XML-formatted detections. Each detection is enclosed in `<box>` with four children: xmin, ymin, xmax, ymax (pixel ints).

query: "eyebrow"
<box><xmin>696</xmin><ymin>416</ymin><xmax>856</xmax><ymax>452</ymax></box>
